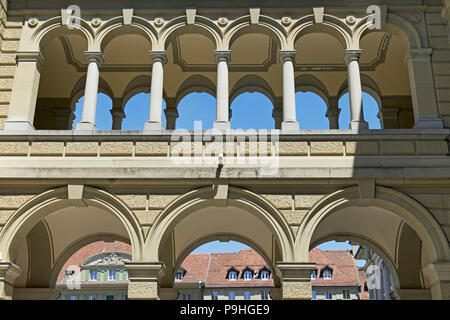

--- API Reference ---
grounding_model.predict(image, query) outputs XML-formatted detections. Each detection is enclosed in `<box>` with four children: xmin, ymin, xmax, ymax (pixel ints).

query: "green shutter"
<box><xmin>96</xmin><ymin>269</ymin><xmax>101</xmax><ymax>281</ymax></box>
<box><xmin>123</xmin><ymin>270</ymin><xmax>128</xmax><ymax>281</ymax></box>
<box><xmin>84</xmin><ymin>270</ymin><xmax>89</xmax><ymax>281</ymax></box>
<box><xmin>115</xmin><ymin>270</ymin><xmax>120</xmax><ymax>281</ymax></box>
<box><xmin>104</xmin><ymin>270</ymin><xmax>108</xmax><ymax>281</ymax></box>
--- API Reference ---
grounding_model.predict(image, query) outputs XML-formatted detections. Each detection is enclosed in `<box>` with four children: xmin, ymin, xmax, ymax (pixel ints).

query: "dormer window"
<box><xmin>321</xmin><ymin>267</ymin><xmax>333</xmax><ymax>280</ymax></box>
<box><xmin>311</xmin><ymin>270</ymin><xmax>317</xmax><ymax>279</ymax></box>
<box><xmin>244</xmin><ymin>270</ymin><xmax>253</xmax><ymax>280</ymax></box>
<box><xmin>176</xmin><ymin>271</ymin><xmax>184</xmax><ymax>281</ymax></box>
<box><xmin>229</xmin><ymin>271</ymin><xmax>237</xmax><ymax>280</ymax></box>
<box><xmin>261</xmin><ymin>270</ymin><xmax>270</xmax><ymax>280</ymax></box>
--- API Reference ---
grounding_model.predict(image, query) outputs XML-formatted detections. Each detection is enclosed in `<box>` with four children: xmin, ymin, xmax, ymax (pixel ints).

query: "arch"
<box><xmin>31</xmin><ymin>17</ymin><xmax>94</xmax><ymax>52</ymax></box>
<box><xmin>121</xmin><ymin>75</ymin><xmax>168</xmax><ymax>111</ymax></box>
<box><xmin>230</xmin><ymin>75</ymin><xmax>276</xmax><ymax>106</ymax></box>
<box><xmin>295</xmin><ymin>74</ymin><xmax>330</xmax><ymax>107</ymax></box>
<box><xmin>290</xmin><ymin>15</ymin><xmax>352</xmax><ymax>50</ymax></box>
<box><xmin>96</xmin><ymin>17</ymin><xmax>157</xmax><ymax>52</ymax></box>
<box><xmin>0</xmin><ymin>187</ymin><xmax>144</xmax><ymax>267</ymax></box>
<box><xmin>160</xmin><ymin>16</ymin><xmax>222</xmax><ymax>51</ymax></box>
<box><xmin>175</xmin><ymin>75</ymin><xmax>216</xmax><ymax>108</ymax></box>
<box><xmin>49</xmin><ymin>233</ymin><xmax>131</xmax><ymax>288</ymax></box>
<box><xmin>338</xmin><ymin>74</ymin><xmax>383</xmax><ymax>110</ymax></box>
<box><xmin>295</xmin><ymin>186</ymin><xmax>450</xmax><ymax>267</ymax></box>
<box><xmin>224</xmin><ymin>16</ymin><xmax>287</xmax><ymax>51</ymax></box>
<box><xmin>144</xmin><ymin>187</ymin><xmax>295</xmax><ymax>264</ymax></box>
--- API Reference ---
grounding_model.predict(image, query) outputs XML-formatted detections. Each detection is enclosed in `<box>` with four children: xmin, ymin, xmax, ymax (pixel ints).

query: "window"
<box><xmin>182</xmin><ymin>295</ymin><xmax>191</xmax><ymax>300</ymax></box>
<box><xmin>88</xmin><ymin>296</ymin><xmax>95</xmax><ymax>300</ymax></box>
<box><xmin>311</xmin><ymin>270</ymin><xmax>317</xmax><ymax>279</ymax></box>
<box><xmin>212</xmin><ymin>292</ymin><xmax>219</xmax><ymax>300</ymax></box>
<box><xmin>312</xmin><ymin>291</ymin><xmax>316</xmax><ymax>300</ymax></box>
<box><xmin>244</xmin><ymin>291</ymin><xmax>251</xmax><ymax>300</ymax></box>
<box><xmin>244</xmin><ymin>270</ymin><xmax>253</xmax><ymax>280</ymax></box>
<box><xmin>228</xmin><ymin>291</ymin><xmax>235</xmax><ymax>300</ymax></box>
<box><xmin>90</xmin><ymin>270</ymin><xmax>97</xmax><ymax>281</ymax></box>
<box><xmin>228</xmin><ymin>271</ymin><xmax>237</xmax><ymax>280</ymax></box>
<box><xmin>176</xmin><ymin>272</ymin><xmax>184</xmax><ymax>281</ymax></box>
<box><xmin>106</xmin><ymin>295</ymin><xmax>115</xmax><ymax>300</ymax></box>
<box><xmin>260</xmin><ymin>270</ymin><xmax>270</xmax><ymax>280</ymax></box>
<box><xmin>323</xmin><ymin>269</ymin><xmax>332</xmax><ymax>279</ymax></box>
<box><xmin>324</xmin><ymin>290</ymin><xmax>333</xmax><ymax>300</ymax></box>
<box><xmin>343</xmin><ymin>290</ymin><xmax>350</xmax><ymax>300</ymax></box>
<box><xmin>69</xmin><ymin>295</ymin><xmax>78</xmax><ymax>300</ymax></box>
<box><xmin>261</xmin><ymin>291</ymin><xmax>269</xmax><ymax>300</ymax></box>
<box><xmin>109</xmin><ymin>270</ymin><xmax>116</xmax><ymax>281</ymax></box>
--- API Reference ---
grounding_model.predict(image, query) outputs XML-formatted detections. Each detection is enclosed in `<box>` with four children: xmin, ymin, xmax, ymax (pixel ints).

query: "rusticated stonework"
<box><xmin>127</xmin><ymin>282</ymin><xmax>159</xmax><ymax>300</ymax></box>
<box><xmin>282</xmin><ymin>281</ymin><xmax>312</xmax><ymax>300</ymax></box>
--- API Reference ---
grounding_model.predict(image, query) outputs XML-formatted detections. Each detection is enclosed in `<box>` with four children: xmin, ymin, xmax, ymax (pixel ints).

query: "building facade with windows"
<box><xmin>0</xmin><ymin>0</ymin><xmax>449</xmax><ymax>300</ymax></box>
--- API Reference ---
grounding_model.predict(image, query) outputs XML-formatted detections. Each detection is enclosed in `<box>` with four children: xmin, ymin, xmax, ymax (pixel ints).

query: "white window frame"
<box><xmin>261</xmin><ymin>270</ymin><xmax>270</xmax><ymax>280</ymax></box>
<box><xmin>108</xmin><ymin>269</ymin><xmax>116</xmax><ymax>281</ymax></box>
<box><xmin>90</xmin><ymin>270</ymin><xmax>97</xmax><ymax>281</ymax></box>
<box><xmin>244</xmin><ymin>270</ymin><xmax>253</xmax><ymax>280</ymax></box>
<box><xmin>175</xmin><ymin>272</ymin><xmax>184</xmax><ymax>281</ymax></box>
<box><xmin>244</xmin><ymin>291</ymin><xmax>251</xmax><ymax>300</ymax></box>
<box><xmin>323</xmin><ymin>269</ymin><xmax>332</xmax><ymax>279</ymax></box>
<box><xmin>228</xmin><ymin>271</ymin><xmax>237</xmax><ymax>280</ymax></box>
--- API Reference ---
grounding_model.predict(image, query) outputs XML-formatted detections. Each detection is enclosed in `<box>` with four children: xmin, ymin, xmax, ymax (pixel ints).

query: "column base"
<box><xmin>213</xmin><ymin>121</ymin><xmax>230</xmax><ymax>131</ymax></box>
<box><xmin>281</xmin><ymin>121</ymin><xmax>299</xmax><ymax>133</ymax></box>
<box><xmin>413</xmin><ymin>115</ymin><xmax>444</xmax><ymax>129</ymax></box>
<box><xmin>144</xmin><ymin>122</ymin><xmax>163</xmax><ymax>132</ymax></box>
<box><xmin>350</xmin><ymin>120</ymin><xmax>369</xmax><ymax>130</ymax></box>
<box><xmin>4</xmin><ymin>118</ymin><xmax>35</xmax><ymax>131</ymax></box>
<box><xmin>76</xmin><ymin>121</ymin><xmax>96</xmax><ymax>131</ymax></box>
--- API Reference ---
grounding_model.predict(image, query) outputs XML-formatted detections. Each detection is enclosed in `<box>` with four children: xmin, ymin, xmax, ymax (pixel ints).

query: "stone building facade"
<box><xmin>0</xmin><ymin>0</ymin><xmax>449</xmax><ymax>300</ymax></box>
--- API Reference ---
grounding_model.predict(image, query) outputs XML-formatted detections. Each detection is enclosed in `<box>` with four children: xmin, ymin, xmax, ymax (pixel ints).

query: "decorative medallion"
<box><xmin>91</xmin><ymin>18</ymin><xmax>102</xmax><ymax>28</ymax></box>
<box><xmin>154</xmin><ymin>17</ymin><xmax>165</xmax><ymax>27</ymax></box>
<box><xmin>281</xmin><ymin>16</ymin><xmax>292</xmax><ymax>27</ymax></box>
<box><xmin>218</xmin><ymin>17</ymin><xmax>229</xmax><ymax>27</ymax></box>
<box><xmin>346</xmin><ymin>15</ymin><xmax>356</xmax><ymax>25</ymax></box>
<box><xmin>28</xmin><ymin>17</ymin><xmax>39</xmax><ymax>28</ymax></box>
<box><xmin>412</xmin><ymin>14</ymin><xmax>422</xmax><ymax>24</ymax></box>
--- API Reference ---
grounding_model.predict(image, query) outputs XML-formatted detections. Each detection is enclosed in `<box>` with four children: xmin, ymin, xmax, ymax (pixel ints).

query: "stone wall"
<box><xmin>0</xmin><ymin>0</ymin><xmax>21</xmax><ymax>130</ymax></box>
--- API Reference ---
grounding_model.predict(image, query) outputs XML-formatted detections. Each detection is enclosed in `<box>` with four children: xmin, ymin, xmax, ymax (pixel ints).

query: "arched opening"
<box><xmin>173</xmin><ymin>240</ymin><xmax>274</xmax><ymax>300</ymax></box>
<box><xmin>339</xmin><ymin>92</ymin><xmax>381</xmax><ymax>129</ymax></box>
<box><xmin>230</xmin><ymin>92</ymin><xmax>274</xmax><ymax>130</ymax></box>
<box><xmin>73</xmin><ymin>93</ymin><xmax>113</xmax><ymax>130</ymax></box>
<box><xmin>122</xmin><ymin>93</ymin><xmax>166</xmax><ymax>130</ymax></box>
<box><xmin>176</xmin><ymin>93</ymin><xmax>216</xmax><ymax>130</ymax></box>
<box><xmin>54</xmin><ymin>240</ymin><xmax>131</xmax><ymax>300</ymax></box>
<box><xmin>34</xmin><ymin>32</ymin><xmax>89</xmax><ymax>130</ymax></box>
<box><xmin>0</xmin><ymin>187</ymin><xmax>143</xmax><ymax>300</ymax></box>
<box><xmin>295</xmin><ymin>92</ymin><xmax>329</xmax><ymax>130</ymax></box>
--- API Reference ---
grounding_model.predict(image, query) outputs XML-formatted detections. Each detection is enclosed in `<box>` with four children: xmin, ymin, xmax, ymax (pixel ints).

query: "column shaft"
<box><xmin>214</xmin><ymin>51</ymin><xmax>231</xmax><ymax>130</ymax></box>
<box><xmin>4</xmin><ymin>52</ymin><xmax>44</xmax><ymax>131</ymax></box>
<box><xmin>344</xmin><ymin>50</ymin><xmax>368</xmax><ymax>130</ymax></box>
<box><xmin>280</xmin><ymin>51</ymin><xmax>299</xmax><ymax>132</ymax></box>
<box><xmin>145</xmin><ymin>51</ymin><xmax>167</xmax><ymax>131</ymax></box>
<box><xmin>76</xmin><ymin>52</ymin><xmax>104</xmax><ymax>131</ymax></box>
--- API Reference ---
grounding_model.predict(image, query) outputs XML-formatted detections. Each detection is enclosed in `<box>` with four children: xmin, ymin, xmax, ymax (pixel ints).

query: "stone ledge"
<box><xmin>310</xmin><ymin>142</ymin><xmax>343</xmax><ymax>156</ymax></box>
<box><xmin>100</xmin><ymin>142</ymin><xmax>133</xmax><ymax>156</ymax></box>
<box><xmin>30</xmin><ymin>142</ymin><xmax>64</xmax><ymax>156</ymax></box>
<box><xmin>65</xmin><ymin>142</ymin><xmax>98</xmax><ymax>156</ymax></box>
<box><xmin>135</xmin><ymin>142</ymin><xmax>168</xmax><ymax>156</ymax></box>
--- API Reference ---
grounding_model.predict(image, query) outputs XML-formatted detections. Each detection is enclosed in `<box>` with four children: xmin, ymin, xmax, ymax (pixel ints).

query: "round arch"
<box><xmin>230</xmin><ymin>75</ymin><xmax>276</xmax><ymax>106</ymax></box>
<box><xmin>175</xmin><ymin>75</ymin><xmax>216</xmax><ymax>108</ymax></box>
<box><xmin>295</xmin><ymin>74</ymin><xmax>330</xmax><ymax>107</ymax></box>
<box><xmin>0</xmin><ymin>186</ymin><xmax>144</xmax><ymax>265</ymax></box>
<box><xmin>144</xmin><ymin>187</ymin><xmax>295</xmax><ymax>265</ymax></box>
<box><xmin>121</xmin><ymin>75</ymin><xmax>168</xmax><ymax>111</ymax></box>
<box><xmin>295</xmin><ymin>186</ymin><xmax>450</xmax><ymax>265</ymax></box>
<box><xmin>338</xmin><ymin>74</ymin><xmax>383</xmax><ymax>111</ymax></box>
<box><xmin>49</xmin><ymin>233</ymin><xmax>131</xmax><ymax>288</ymax></box>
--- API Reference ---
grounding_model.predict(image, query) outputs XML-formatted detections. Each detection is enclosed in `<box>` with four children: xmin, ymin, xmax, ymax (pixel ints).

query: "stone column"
<box><xmin>405</xmin><ymin>48</ymin><xmax>444</xmax><ymax>129</ymax></box>
<box><xmin>272</xmin><ymin>97</ymin><xmax>283</xmax><ymax>130</ymax></box>
<box><xmin>344</xmin><ymin>50</ymin><xmax>369</xmax><ymax>130</ymax></box>
<box><xmin>110</xmin><ymin>98</ymin><xmax>125</xmax><ymax>130</ymax></box>
<box><xmin>165</xmin><ymin>109</ymin><xmax>179</xmax><ymax>130</ymax></box>
<box><xmin>214</xmin><ymin>51</ymin><xmax>231</xmax><ymax>130</ymax></box>
<box><xmin>423</xmin><ymin>262</ymin><xmax>450</xmax><ymax>300</ymax></box>
<box><xmin>125</xmin><ymin>262</ymin><xmax>165</xmax><ymax>300</ymax></box>
<box><xmin>4</xmin><ymin>52</ymin><xmax>44</xmax><ymax>131</ymax></box>
<box><xmin>145</xmin><ymin>51</ymin><xmax>167</xmax><ymax>131</ymax></box>
<box><xmin>277</xmin><ymin>262</ymin><xmax>316</xmax><ymax>300</ymax></box>
<box><xmin>0</xmin><ymin>262</ymin><xmax>21</xmax><ymax>300</ymax></box>
<box><xmin>76</xmin><ymin>52</ymin><xmax>104</xmax><ymax>131</ymax></box>
<box><xmin>280</xmin><ymin>51</ymin><xmax>299</xmax><ymax>132</ymax></box>
<box><xmin>326</xmin><ymin>97</ymin><xmax>340</xmax><ymax>129</ymax></box>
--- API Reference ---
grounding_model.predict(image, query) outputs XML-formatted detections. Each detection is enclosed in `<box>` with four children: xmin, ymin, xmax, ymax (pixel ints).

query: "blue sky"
<box><xmin>74</xmin><ymin>91</ymin><xmax>379</xmax><ymax>266</ymax></box>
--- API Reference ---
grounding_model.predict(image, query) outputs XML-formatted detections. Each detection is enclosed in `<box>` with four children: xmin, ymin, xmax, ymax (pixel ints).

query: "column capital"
<box><xmin>214</xmin><ymin>50</ymin><xmax>231</xmax><ymax>64</ymax></box>
<box><xmin>279</xmin><ymin>50</ymin><xmax>296</xmax><ymax>63</ymax></box>
<box><xmin>149</xmin><ymin>51</ymin><xmax>168</xmax><ymax>64</ymax></box>
<box><xmin>16</xmin><ymin>51</ymin><xmax>45</xmax><ymax>71</ymax></box>
<box><xmin>272</xmin><ymin>108</ymin><xmax>283</xmax><ymax>118</ymax></box>
<box><xmin>84</xmin><ymin>51</ymin><xmax>104</xmax><ymax>65</ymax></box>
<box><xmin>326</xmin><ymin>107</ymin><xmax>341</xmax><ymax>118</ymax></box>
<box><xmin>110</xmin><ymin>109</ymin><xmax>125</xmax><ymax>119</ymax></box>
<box><xmin>344</xmin><ymin>49</ymin><xmax>363</xmax><ymax>64</ymax></box>
<box><xmin>125</xmin><ymin>262</ymin><xmax>166</xmax><ymax>280</ymax></box>
<box><xmin>164</xmin><ymin>108</ymin><xmax>179</xmax><ymax>119</ymax></box>
<box><xmin>276</xmin><ymin>262</ymin><xmax>316</xmax><ymax>280</ymax></box>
